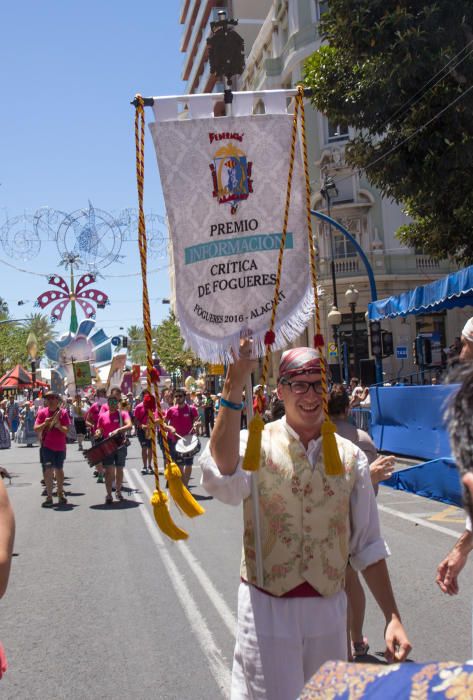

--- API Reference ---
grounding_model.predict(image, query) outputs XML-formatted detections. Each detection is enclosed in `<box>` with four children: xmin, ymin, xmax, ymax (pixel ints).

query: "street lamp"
<box><xmin>327</xmin><ymin>305</ymin><xmax>342</xmax><ymax>382</ymax></box>
<box><xmin>26</xmin><ymin>331</ymin><xmax>38</xmax><ymax>399</ymax></box>
<box><xmin>320</xmin><ymin>175</ymin><xmax>339</xmax><ymax>309</ymax></box>
<box><xmin>345</xmin><ymin>284</ymin><xmax>359</xmax><ymax>377</ymax></box>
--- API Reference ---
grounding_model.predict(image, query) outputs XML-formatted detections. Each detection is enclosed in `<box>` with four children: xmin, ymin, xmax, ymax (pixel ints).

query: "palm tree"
<box><xmin>127</xmin><ymin>324</ymin><xmax>146</xmax><ymax>364</ymax></box>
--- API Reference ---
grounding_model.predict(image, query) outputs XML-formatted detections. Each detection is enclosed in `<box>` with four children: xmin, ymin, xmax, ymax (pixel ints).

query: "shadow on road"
<box><xmin>90</xmin><ymin>499</ymin><xmax>142</xmax><ymax>510</ymax></box>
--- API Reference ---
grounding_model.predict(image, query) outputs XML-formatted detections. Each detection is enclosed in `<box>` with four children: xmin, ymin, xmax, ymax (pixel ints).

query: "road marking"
<box><xmin>378</xmin><ymin>504</ymin><xmax>463</xmax><ymax>539</ymax></box>
<box><xmin>125</xmin><ymin>469</ymin><xmax>231</xmax><ymax>698</ymax></box>
<box><xmin>132</xmin><ymin>469</ymin><xmax>237</xmax><ymax>637</ymax></box>
<box><xmin>428</xmin><ymin>505</ymin><xmax>465</xmax><ymax>523</ymax></box>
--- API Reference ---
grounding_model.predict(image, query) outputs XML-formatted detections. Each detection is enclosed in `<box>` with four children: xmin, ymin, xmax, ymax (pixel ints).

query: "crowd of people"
<box><xmin>0</xmin><ymin>384</ymin><xmax>226</xmax><ymax>508</ymax></box>
<box><xmin>0</xmin><ymin>318</ymin><xmax>472</xmax><ymax>696</ymax></box>
<box><xmin>0</xmin><ymin>383</ymin><xmax>226</xmax><ymax>508</ymax></box>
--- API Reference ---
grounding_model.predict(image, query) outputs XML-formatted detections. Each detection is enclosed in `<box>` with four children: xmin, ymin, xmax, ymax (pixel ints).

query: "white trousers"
<box><xmin>231</xmin><ymin>582</ymin><xmax>347</xmax><ymax>700</ymax></box>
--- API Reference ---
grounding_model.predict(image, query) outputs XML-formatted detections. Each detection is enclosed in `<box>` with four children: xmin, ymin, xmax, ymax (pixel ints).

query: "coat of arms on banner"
<box><xmin>209</xmin><ymin>135</ymin><xmax>253</xmax><ymax>215</ymax></box>
<box><xmin>150</xmin><ymin>105</ymin><xmax>313</xmax><ymax>363</ymax></box>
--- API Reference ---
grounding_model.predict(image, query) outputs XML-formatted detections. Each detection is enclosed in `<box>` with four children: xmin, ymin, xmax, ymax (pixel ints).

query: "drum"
<box><xmin>84</xmin><ymin>434</ymin><xmax>124</xmax><ymax>467</ymax></box>
<box><xmin>175</xmin><ymin>434</ymin><xmax>201</xmax><ymax>460</ymax></box>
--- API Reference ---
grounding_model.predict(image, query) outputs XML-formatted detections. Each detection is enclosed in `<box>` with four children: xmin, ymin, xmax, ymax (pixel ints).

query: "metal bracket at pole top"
<box><xmin>130</xmin><ymin>97</ymin><xmax>155</xmax><ymax>107</ymax></box>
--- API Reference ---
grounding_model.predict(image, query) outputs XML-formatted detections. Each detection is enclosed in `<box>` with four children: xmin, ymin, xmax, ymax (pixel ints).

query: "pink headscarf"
<box><xmin>278</xmin><ymin>347</ymin><xmax>322</xmax><ymax>382</ymax></box>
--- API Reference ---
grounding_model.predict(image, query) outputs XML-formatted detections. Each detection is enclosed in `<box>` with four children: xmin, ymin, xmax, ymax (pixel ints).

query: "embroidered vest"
<box><xmin>240</xmin><ymin>421</ymin><xmax>358</xmax><ymax>597</ymax></box>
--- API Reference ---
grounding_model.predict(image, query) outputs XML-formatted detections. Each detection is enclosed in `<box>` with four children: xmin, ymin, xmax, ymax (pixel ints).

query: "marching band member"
<box><xmin>133</xmin><ymin>389</ymin><xmax>156</xmax><ymax>475</ymax></box>
<box><xmin>164</xmin><ymin>388</ymin><xmax>199</xmax><ymax>487</ymax></box>
<box><xmin>85</xmin><ymin>388</ymin><xmax>108</xmax><ymax>483</ymax></box>
<box><xmin>34</xmin><ymin>391</ymin><xmax>71</xmax><ymax>508</ymax></box>
<box><xmin>71</xmin><ymin>392</ymin><xmax>87</xmax><ymax>452</ymax></box>
<box><xmin>95</xmin><ymin>394</ymin><xmax>132</xmax><ymax>505</ymax></box>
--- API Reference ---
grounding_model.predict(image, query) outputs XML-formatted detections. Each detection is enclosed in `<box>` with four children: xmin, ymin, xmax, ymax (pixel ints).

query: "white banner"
<box><xmin>149</xmin><ymin>93</ymin><xmax>312</xmax><ymax>362</ymax></box>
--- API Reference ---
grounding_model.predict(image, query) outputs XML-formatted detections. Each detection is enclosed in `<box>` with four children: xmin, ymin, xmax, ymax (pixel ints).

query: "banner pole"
<box><xmin>245</xmin><ymin>376</ymin><xmax>264</xmax><ymax>588</ymax></box>
<box><xmin>224</xmin><ymin>79</ymin><xmax>264</xmax><ymax>588</ymax></box>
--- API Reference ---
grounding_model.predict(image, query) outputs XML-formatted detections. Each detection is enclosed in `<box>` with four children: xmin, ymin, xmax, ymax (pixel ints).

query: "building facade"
<box><xmin>178</xmin><ymin>0</ymin><xmax>466</xmax><ymax>385</ymax></box>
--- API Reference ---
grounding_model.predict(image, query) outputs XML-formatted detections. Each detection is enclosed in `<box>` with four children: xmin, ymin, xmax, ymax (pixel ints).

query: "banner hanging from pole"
<box><xmin>73</xmin><ymin>361</ymin><xmax>92</xmax><ymax>389</ymax></box>
<box><xmin>149</xmin><ymin>90</ymin><xmax>313</xmax><ymax>363</ymax></box>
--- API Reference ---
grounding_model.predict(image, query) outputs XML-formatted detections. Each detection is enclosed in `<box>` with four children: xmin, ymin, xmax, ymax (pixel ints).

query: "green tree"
<box><xmin>127</xmin><ymin>314</ymin><xmax>201</xmax><ymax>374</ymax></box>
<box><xmin>304</xmin><ymin>1</ymin><xmax>473</xmax><ymax>264</ymax></box>
<box><xmin>0</xmin><ymin>322</ymin><xmax>29</xmax><ymax>376</ymax></box>
<box><xmin>153</xmin><ymin>312</ymin><xmax>199</xmax><ymax>375</ymax></box>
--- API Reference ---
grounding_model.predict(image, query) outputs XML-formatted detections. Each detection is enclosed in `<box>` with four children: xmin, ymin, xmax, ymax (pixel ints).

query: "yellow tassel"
<box><xmin>321</xmin><ymin>419</ymin><xmax>344</xmax><ymax>476</ymax></box>
<box><xmin>242</xmin><ymin>412</ymin><xmax>265</xmax><ymax>472</ymax></box>
<box><xmin>164</xmin><ymin>462</ymin><xmax>206</xmax><ymax>518</ymax></box>
<box><xmin>151</xmin><ymin>489</ymin><xmax>189</xmax><ymax>540</ymax></box>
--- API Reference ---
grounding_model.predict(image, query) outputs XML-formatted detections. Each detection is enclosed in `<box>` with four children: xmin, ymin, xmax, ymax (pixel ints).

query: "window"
<box><xmin>317</xmin><ymin>1</ymin><xmax>329</xmax><ymax>20</ymax></box>
<box><xmin>328</xmin><ymin>121</ymin><xmax>349</xmax><ymax>142</ymax></box>
<box><xmin>333</xmin><ymin>232</ymin><xmax>357</xmax><ymax>258</ymax></box>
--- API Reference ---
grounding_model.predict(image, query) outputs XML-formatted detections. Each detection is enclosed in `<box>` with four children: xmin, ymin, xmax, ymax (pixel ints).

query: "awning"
<box><xmin>0</xmin><ymin>365</ymin><xmax>48</xmax><ymax>389</ymax></box>
<box><xmin>368</xmin><ymin>265</ymin><xmax>473</xmax><ymax>320</ymax></box>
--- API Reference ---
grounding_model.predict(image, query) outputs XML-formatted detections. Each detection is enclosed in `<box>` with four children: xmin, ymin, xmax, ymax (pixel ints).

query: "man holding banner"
<box><xmin>200</xmin><ymin>342</ymin><xmax>411</xmax><ymax>700</ymax></box>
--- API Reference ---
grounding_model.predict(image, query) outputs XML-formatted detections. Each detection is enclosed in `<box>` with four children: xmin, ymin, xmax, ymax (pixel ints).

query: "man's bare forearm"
<box><xmin>362</xmin><ymin>558</ymin><xmax>401</xmax><ymax>622</ymax></box>
<box><xmin>210</xmin><ymin>376</ymin><xmax>245</xmax><ymax>475</ymax></box>
<box><xmin>453</xmin><ymin>529</ymin><xmax>473</xmax><ymax>555</ymax></box>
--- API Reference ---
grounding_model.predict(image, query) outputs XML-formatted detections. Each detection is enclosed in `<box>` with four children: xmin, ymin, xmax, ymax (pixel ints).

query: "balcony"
<box><xmin>180</xmin><ymin>0</ymin><xmax>192</xmax><ymax>24</ymax></box>
<box><xmin>317</xmin><ymin>253</ymin><xmax>455</xmax><ymax>282</ymax></box>
<box><xmin>181</xmin><ymin>1</ymin><xmax>212</xmax><ymax>66</ymax></box>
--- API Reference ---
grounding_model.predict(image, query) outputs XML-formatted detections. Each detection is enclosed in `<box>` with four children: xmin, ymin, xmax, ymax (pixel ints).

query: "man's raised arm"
<box><xmin>210</xmin><ymin>339</ymin><xmax>256</xmax><ymax>475</ymax></box>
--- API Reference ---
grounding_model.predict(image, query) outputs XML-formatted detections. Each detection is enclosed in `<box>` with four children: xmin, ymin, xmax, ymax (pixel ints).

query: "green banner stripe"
<box><xmin>184</xmin><ymin>233</ymin><xmax>293</xmax><ymax>265</ymax></box>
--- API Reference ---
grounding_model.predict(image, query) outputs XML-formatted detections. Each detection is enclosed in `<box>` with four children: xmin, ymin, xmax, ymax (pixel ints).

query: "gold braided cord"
<box><xmin>258</xmin><ymin>96</ymin><xmax>300</xmax><ymax>390</ymax></box>
<box><xmin>134</xmin><ymin>95</ymin><xmax>190</xmax><ymax>539</ymax></box>
<box><xmin>243</xmin><ymin>87</ymin><xmax>343</xmax><ymax>476</ymax></box>
<box><xmin>297</xmin><ymin>86</ymin><xmax>344</xmax><ymax>476</ymax></box>
<box><xmin>242</xmin><ymin>96</ymin><xmax>301</xmax><ymax>472</ymax></box>
<box><xmin>297</xmin><ymin>85</ymin><xmax>328</xmax><ymax>418</ymax></box>
<box><xmin>135</xmin><ymin>97</ymin><xmax>160</xmax><ymax>482</ymax></box>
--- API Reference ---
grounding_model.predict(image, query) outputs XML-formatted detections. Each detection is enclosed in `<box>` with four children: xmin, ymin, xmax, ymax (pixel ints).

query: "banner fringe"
<box><xmin>176</xmin><ymin>284</ymin><xmax>320</xmax><ymax>364</ymax></box>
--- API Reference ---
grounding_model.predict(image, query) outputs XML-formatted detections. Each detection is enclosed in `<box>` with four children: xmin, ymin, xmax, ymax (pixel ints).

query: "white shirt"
<box><xmin>199</xmin><ymin>417</ymin><xmax>390</xmax><ymax>572</ymax></box>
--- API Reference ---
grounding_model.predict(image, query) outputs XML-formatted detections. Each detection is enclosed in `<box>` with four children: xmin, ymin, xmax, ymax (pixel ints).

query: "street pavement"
<box><xmin>0</xmin><ymin>437</ymin><xmax>472</xmax><ymax>699</ymax></box>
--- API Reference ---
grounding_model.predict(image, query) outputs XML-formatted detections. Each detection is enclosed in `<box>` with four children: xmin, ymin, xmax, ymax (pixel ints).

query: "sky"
<box><xmin>0</xmin><ymin>1</ymin><xmax>184</xmax><ymax>338</ymax></box>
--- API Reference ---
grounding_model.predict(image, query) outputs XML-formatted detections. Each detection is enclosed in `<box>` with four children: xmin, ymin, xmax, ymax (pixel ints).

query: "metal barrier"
<box><xmin>350</xmin><ymin>407</ymin><xmax>372</xmax><ymax>435</ymax></box>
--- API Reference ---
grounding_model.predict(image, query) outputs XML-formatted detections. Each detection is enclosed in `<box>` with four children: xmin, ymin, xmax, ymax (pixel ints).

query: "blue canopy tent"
<box><xmin>368</xmin><ymin>264</ymin><xmax>473</xmax><ymax>320</ymax></box>
<box><xmin>365</xmin><ymin>266</ymin><xmax>473</xmax><ymax>503</ymax></box>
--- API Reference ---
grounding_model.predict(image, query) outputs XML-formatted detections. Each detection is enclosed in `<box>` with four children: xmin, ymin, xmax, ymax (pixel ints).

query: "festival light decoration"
<box><xmin>35</xmin><ymin>254</ymin><xmax>109</xmax><ymax>333</ymax></box>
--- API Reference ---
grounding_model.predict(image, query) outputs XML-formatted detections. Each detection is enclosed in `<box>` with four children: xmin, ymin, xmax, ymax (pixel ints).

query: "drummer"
<box><xmin>95</xmin><ymin>393</ymin><xmax>132</xmax><ymax>504</ymax></box>
<box><xmin>164</xmin><ymin>387</ymin><xmax>200</xmax><ymax>487</ymax></box>
<box><xmin>85</xmin><ymin>388</ymin><xmax>108</xmax><ymax>484</ymax></box>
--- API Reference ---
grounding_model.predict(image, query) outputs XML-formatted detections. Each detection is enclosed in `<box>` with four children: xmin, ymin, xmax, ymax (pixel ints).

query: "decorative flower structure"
<box><xmin>36</xmin><ymin>270</ymin><xmax>109</xmax><ymax>332</ymax></box>
<box><xmin>45</xmin><ymin>319</ymin><xmax>113</xmax><ymax>391</ymax></box>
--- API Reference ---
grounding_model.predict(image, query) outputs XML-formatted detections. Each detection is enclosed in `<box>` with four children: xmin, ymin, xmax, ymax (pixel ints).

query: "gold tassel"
<box><xmin>151</xmin><ymin>489</ymin><xmax>189</xmax><ymax>540</ymax></box>
<box><xmin>321</xmin><ymin>419</ymin><xmax>344</xmax><ymax>476</ymax></box>
<box><xmin>242</xmin><ymin>412</ymin><xmax>265</xmax><ymax>471</ymax></box>
<box><xmin>165</xmin><ymin>462</ymin><xmax>206</xmax><ymax>518</ymax></box>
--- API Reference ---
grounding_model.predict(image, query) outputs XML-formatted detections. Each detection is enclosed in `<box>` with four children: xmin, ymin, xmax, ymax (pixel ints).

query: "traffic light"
<box><xmin>414</xmin><ymin>337</ymin><xmax>432</xmax><ymax>366</ymax></box>
<box><xmin>370</xmin><ymin>321</ymin><xmax>382</xmax><ymax>358</ymax></box>
<box><xmin>381</xmin><ymin>331</ymin><xmax>394</xmax><ymax>357</ymax></box>
<box><xmin>122</xmin><ymin>336</ymin><xmax>128</xmax><ymax>349</ymax></box>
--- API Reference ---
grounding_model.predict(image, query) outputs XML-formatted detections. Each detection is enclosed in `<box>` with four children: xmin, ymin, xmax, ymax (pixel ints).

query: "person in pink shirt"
<box><xmin>85</xmin><ymin>388</ymin><xmax>107</xmax><ymax>432</ymax></box>
<box><xmin>164</xmin><ymin>388</ymin><xmax>199</xmax><ymax>487</ymax></box>
<box><xmin>95</xmin><ymin>394</ymin><xmax>132</xmax><ymax>504</ymax></box>
<box><xmin>134</xmin><ymin>389</ymin><xmax>158</xmax><ymax>475</ymax></box>
<box><xmin>34</xmin><ymin>391</ymin><xmax>71</xmax><ymax>508</ymax></box>
<box><xmin>85</xmin><ymin>388</ymin><xmax>108</xmax><ymax>483</ymax></box>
